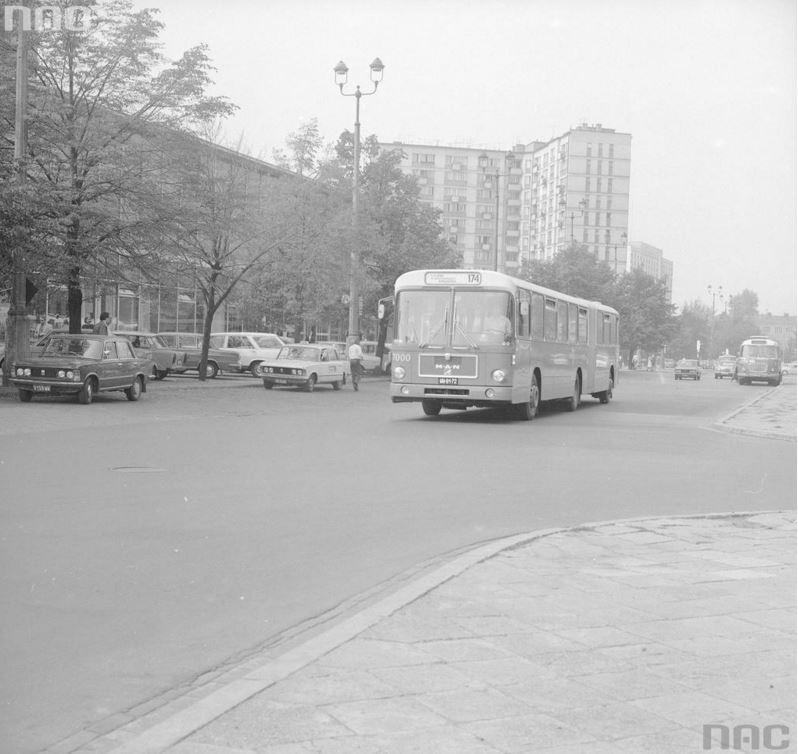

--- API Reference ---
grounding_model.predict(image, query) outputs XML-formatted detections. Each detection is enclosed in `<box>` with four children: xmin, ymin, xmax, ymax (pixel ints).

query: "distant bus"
<box><xmin>389</xmin><ymin>269</ymin><xmax>619</xmax><ymax>419</ymax></box>
<box><xmin>736</xmin><ymin>336</ymin><xmax>783</xmax><ymax>386</ymax></box>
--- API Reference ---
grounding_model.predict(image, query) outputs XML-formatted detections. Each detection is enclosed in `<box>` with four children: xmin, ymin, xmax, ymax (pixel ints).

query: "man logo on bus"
<box><xmin>436</xmin><ymin>363</ymin><xmax>460</xmax><ymax>374</ymax></box>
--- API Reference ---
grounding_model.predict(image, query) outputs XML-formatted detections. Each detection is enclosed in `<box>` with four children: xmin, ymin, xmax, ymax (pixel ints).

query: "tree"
<box><xmin>519</xmin><ymin>245</ymin><xmax>615</xmax><ymax>302</ymax></box>
<box><xmin>1</xmin><ymin>0</ymin><xmax>234</xmax><ymax>334</ymax></box>
<box><xmin>612</xmin><ymin>268</ymin><xmax>677</xmax><ymax>365</ymax></box>
<box><xmin>668</xmin><ymin>300</ymin><xmax>711</xmax><ymax>361</ymax></box>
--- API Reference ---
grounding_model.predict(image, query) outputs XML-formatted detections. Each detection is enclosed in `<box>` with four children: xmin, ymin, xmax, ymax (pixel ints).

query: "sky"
<box><xmin>130</xmin><ymin>0</ymin><xmax>797</xmax><ymax>315</ymax></box>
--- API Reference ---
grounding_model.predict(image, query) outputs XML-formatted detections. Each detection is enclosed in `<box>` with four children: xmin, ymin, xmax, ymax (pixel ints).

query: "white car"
<box><xmin>209</xmin><ymin>332</ymin><xmax>286</xmax><ymax>376</ymax></box>
<box><xmin>259</xmin><ymin>344</ymin><xmax>348</xmax><ymax>391</ymax></box>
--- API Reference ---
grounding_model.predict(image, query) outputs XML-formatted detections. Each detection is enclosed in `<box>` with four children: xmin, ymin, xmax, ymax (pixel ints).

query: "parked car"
<box><xmin>10</xmin><ymin>333</ymin><xmax>152</xmax><ymax>404</ymax></box>
<box><xmin>258</xmin><ymin>344</ymin><xmax>348</xmax><ymax>392</ymax></box>
<box><xmin>157</xmin><ymin>332</ymin><xmax>239</xmax><ymax>379</ymax></box>
<box><xmin>714</xmin><ymin>355</ymin><xmax>737</xmax><ymax>380</ymax></box>
<box><xmin>115</xmin><ymin>331</ymin><xmax>187</xmax><ymax>380</ymax></box>
<box><xmin>209</xmin><ymin>332</ymin><xmax>286</xmax><ymax>376</ymax></box>
<box><xmin>674</xmin><ymin>358</ymin><xmax>701</xmax><ymax>380</ymax></box>
<box><xmin>360</xmin><ymin>340</ymin><xmax>392</xmax><ymax>374</ymax></box>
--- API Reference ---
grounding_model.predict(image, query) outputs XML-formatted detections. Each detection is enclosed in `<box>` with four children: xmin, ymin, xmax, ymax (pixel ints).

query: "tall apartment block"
<box><xmin>381</xmin><ymin>123</ymin><xmax>632</xmax><ymax>277</ymax></box>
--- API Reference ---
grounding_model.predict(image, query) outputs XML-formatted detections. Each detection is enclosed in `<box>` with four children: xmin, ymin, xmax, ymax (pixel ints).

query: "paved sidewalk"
<box><xmin>716</xmin><ymin>382</ymin><xmax>797</xmax><ymax>440</ymax></box>
<box><xmin>90</xmin><ymin>510</ymin><xmax>795</xmax><ymax>754</ymax></box>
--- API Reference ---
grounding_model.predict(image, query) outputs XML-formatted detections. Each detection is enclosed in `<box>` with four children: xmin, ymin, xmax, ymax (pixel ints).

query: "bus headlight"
<box><xmin>393</xmin><ymin>366</ymin><xmax>406</xmax><ymax>380</ymax></box>
<box><xmin>400</xmin><ymin>385</ymin><xmax>410</xmax><ymax>395</ymax></box>
<box><xmin>485</xmin><ymin>388</ymin><xmax>496</xmax><ymax>398</ymax></box>
<box><xmin>491</xmin><ymin>369</ymin><xmax>506</xmax><ymax>383</ymax></box>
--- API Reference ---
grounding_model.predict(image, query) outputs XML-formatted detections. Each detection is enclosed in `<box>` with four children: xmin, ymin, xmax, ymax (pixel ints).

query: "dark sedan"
<box><xmin>10</xmin><ymin>334</ymin><xmax>153</xmax><ymax>404</ymax></box>
<box><xmin>157</xmin><ymin>332</ymin><xmax>240</xmax><ymax>379</ymax></box>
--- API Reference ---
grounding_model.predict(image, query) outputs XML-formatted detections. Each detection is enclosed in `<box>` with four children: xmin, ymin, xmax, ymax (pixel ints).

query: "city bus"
<box><xmin>389</xmin><ymin>269</ymin><xmax>619</xmax><ymax>419</ymax></box>
<box><xmin>735</xmin><ymin>336</ymin><xmax>783</xmax><ymax>386</ymax></box>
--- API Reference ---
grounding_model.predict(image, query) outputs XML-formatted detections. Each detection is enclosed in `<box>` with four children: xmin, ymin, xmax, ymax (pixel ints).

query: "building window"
<box><xmin>609</xmin><ymin>143</ymin><xmax>614</xmax><ymax>158</ymax></box>
<box><xmin>585</xmin><ymin>159</ymin><xmax>591</xmax><ymax>174</ymax></box>
<box><xmin>596</xmin><ymin>177</ymin><xmax>602</xmax><ymax>193</ymax></box>
<box><xmin>586</xmin><ymin>143</ymin><xmax>592</xmax><ymax>157</ymax></box>
<box><xmin>598</xmin><ymin>143</ymin><xmax>604</xmax><ymax>158</ymax></box>
<box><xmin>597</xmin><ymin>160</ymin><xmax>602</xmax><ymax>175</ymax></box>
<box><xmin>585</xmin><ymin>177</ymin><xmax>590</xmax><ymax>192</ymax></box>
<box><xmin>607</xmin><ymin>178</ymin><xmax>613</xmax><ymax>194</ymax></box>
<box><xmin>606</xmin><ymin>212</ymin><xmax>612</xmax><ymax>226</ymax></box>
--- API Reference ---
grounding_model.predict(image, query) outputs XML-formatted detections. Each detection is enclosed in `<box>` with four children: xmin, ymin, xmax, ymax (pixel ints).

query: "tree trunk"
<box><xmin>67</xmin><ymin>265</ymin><xmax>83</xmax><ymax>334</ymax></box>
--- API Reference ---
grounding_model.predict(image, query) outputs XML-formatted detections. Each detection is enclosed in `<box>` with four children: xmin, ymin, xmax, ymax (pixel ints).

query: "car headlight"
<box><xmin>15</xmin><ymin>367</ymin><xmax>23</xmax><ymax>376</ymax></box>
<box><xmin>491</xmin><ymin>369</ymin><xmax>506</xmax><ymax>383</ymax></box>
<box><xmin>57</xmin><ymin>370</ymin><xmax>65</xmax><ymax>378</ymax></box>
<box><xmin>393</xmin><ymin>366</ymin><xmax>406</xmax><ymax>380</ymax></box>
<box><xmin>296</xmin><ymin>369</ymin><xmax>306</xmax><ymax>376</ymax></box>
<box><xmin>67</xmin><ymin>370</ymin><xmax>76</xmax><ymax>380</ymax></box>
<box><xmin>263</xmin><ymin>366</ymin><xmax>272</xmax><ymax>374</ymax></box>
<box><xmin>24</xmin><ymin>368</ymin><xmax>31</xmax><ymax>376</ymax></box>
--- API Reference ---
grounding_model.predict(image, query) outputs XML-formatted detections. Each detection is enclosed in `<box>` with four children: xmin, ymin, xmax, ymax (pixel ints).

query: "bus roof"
<box><xmin>394</xmin><ymin>269</ymin><xmax>619</xmax><ymax>316</ymax></box>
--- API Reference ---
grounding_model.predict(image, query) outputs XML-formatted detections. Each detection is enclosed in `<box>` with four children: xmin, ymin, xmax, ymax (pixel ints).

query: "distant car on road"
<box><xmin>714</xmin><ymin>355</ymin><xmax>737</xmax><ymax>380</ymax></box>
<box><xmin>209</xmin><ymin>332</ymin><xmax>286</xmax><ymax>376</ymax></box>
<box><xmin>115</xmin><ymin>331</ymin><xmax>187</xmax><ymax>380</ymax></box>
<box><xmin>157</xmin><ymin>332</ymin><xmax>239</xmax><ymax>379</ymax></box>
<box><xmin>674</xmin><ymin>359</ymin><xmax>701</xmax><ymax>380</ymax></box>
<box><xmin>10</xmin><ymin>334</ymin><xmax>152</xmax><ymax>404</ymax></box>
<box><xmin>258</xmin><ymin>344</ymin><xmax>347</xmax><ymax>392</ymax></box>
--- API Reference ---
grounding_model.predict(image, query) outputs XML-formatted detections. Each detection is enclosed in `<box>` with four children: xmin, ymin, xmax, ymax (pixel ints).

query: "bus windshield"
<box><xmin>741</xmin><ymin>345</ymin><xmax>779</xmax><ymax>358</ymax></box>
<box><xmin>452</xmin><ymin>291</ymin><xmax>514</xmax><ymax>346</ymax></box>
<box><xmin>395</xmin><ymin>290</ymin><xmax>450</xmax><ymax>346</ymax></box>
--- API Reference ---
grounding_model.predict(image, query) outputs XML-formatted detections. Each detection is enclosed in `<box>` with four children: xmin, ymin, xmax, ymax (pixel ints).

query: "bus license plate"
<box><xmin>33</xmin><ymin>384</ymin><xmax>51</xmax><ymax>392</ymax></box>
<box><xmin>438</xmin><ymin>377</ymin><xmax>459</xmax><ymax>385</ymax></box>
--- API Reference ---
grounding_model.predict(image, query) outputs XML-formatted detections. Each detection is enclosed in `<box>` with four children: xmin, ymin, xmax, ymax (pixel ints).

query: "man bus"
<box><xmin>389</xmin><ymin>269</ymin><xmax>619</xmax><ymax>419</ymax></box>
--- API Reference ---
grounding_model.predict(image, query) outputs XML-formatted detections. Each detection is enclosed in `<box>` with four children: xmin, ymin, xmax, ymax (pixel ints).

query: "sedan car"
<box><xmin>714</xmin><ymin>355</ymin><xmax>737</xmax><ymax>380</ymax></box>
<box><xmin>209</xmin><ymin>332</ymin><xmax>286</xmax><ymax>376</ymax></box>
<box><xmin>10</xmin><ymin>334</ymin><xmax>152</xmax><ymax>404</ymax></box>
<box><xmin>115</xmin><ymin>331</ymin><xmax>187</xmax><ymax>380</ymax></box>
<box><xmin>258</xmin><ymin>344</ymin><xmax>347</xmax><ymax>391</ymax></box>
<box><xmin>674</xmin><ymin>358</ymin><xmax>702</xmax><ymax>380</ymax></box>
<box><xmin>157</xmin><ymin>332</ymin><xmax>240</xmax><ymax>378</ymax></box>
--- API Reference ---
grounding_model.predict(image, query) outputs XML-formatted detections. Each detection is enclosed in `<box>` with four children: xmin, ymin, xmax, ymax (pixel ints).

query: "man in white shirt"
<box><xmin>348</xmin><ymin>335</ymin><xmax>364</xmax><ymax>391</ymax></box>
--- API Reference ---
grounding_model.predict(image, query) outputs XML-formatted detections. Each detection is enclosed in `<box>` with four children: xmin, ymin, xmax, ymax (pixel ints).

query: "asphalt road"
<box><xmin>0</xmin><ymin>370</ymin><xmax>794</xmax><ymax>753</ymax></box>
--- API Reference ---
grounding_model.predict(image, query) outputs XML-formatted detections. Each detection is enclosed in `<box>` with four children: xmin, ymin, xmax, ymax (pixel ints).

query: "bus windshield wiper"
<box><xmin>453</xmin><ymin>321</ymin><xmax>478</xmax><ymax>349</ymax></box>
<box><xmin>420</xmin><ymin>308</ymin><xmax>448</xmax><ymax>348</ymax></box>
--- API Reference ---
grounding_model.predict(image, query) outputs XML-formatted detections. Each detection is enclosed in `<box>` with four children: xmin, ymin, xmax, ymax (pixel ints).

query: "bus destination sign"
<box><xmin>424</xmin><ymin>271</ymin><xmax>482</xmax><ymax>286</ymax></box>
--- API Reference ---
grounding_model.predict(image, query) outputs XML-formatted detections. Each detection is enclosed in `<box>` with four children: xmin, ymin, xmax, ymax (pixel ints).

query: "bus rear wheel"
<box><xmin>515</xmin><ymin>378</ymin><xmax>540</xmax><ymax>420</ymax></box>
<box><xmin>598</xmin><ymin>377</ymin><xmax>613</xmax><ymax>404</ymax></box>
<box><xmin>422</xmin><ymin>399</ymin><xmax>441</xmax><ymax>416</ymax></box>
<box><xmin>566</xmin><ymin>376</ymin><xmax>581</xmax><ymax>411</ymax></box>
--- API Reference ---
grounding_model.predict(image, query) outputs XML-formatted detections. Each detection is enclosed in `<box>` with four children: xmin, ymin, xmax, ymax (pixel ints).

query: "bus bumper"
<box><xmin>390</xmin><ymin>382</ymin><xmax>515</xmax><ymax>407</ymax></box>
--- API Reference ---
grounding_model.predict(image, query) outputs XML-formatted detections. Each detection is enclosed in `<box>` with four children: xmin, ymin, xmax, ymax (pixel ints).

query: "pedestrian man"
<box><xmin>93</xmin><ymin>311</ymin><xmax>110</xmax><ymax>335</ymax></box>
<box><xmin>348</xmin><ymin>334</ymin><xmax>364</xmax><ymax>391</ymax></box>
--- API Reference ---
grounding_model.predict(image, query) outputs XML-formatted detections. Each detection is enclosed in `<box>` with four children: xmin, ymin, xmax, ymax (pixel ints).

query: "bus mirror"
<box><xmin>378</xmin><ymin>303</ymin><xmax>385</xmax><ymax>319</ymax></box>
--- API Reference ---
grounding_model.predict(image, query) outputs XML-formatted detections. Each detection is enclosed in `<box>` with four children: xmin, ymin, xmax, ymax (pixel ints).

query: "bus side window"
<box><xmin>568</xmin><ymin>303</ymin><xmax>577</xmax><ymax>343</ymax></box>
<box><xmin>577</xmin><ymin>307</ymin><xmax>588</xmax><ymax>344</ymax></box>
<box><xmin>517</xmin><ymin>290</ymin><xmax>531</xmax><ymax>337</ymax></box>
<box><xmin>557</xmin><ymin>301</ymin><xmax>568</xmax><ymax>342</ymax></box>
<box><xmin>531</xmin><ymin>293</ymin><xmax>544</xmax><ymax>340</ymax></box>
<box><xmin>544</xmin><ymin>298</ymin><xmax>557</xmax><ymax>342</ymax></box>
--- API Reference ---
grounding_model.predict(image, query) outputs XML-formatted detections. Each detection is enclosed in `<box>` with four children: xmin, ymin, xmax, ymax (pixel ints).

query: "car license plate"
<box><xmin>438</xmin><ymin>377</ymin><xmax>459</xmax><ymax>385</ymax></box>
<box><xmin>33</xmin><ymin>384</ymin><xmax>51</xmax><ymax>392</ymax></box>
<box><xmin>273</xmin><ymin>379</ymin><xmax>288</xmax><ymax>384</ymax></box>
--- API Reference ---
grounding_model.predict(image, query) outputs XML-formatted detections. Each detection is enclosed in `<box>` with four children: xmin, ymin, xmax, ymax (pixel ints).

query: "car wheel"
<box><xmin>78</xmin><ymin>377</ymin><xmax>96</xmax><ymax>405</ymax></box>
<box><xmin>422</xmin><ymin>399</ymin><xmax>442</xmax><ymax>416</ymax></box>
<box><xmin>204</xmin><ymin>361</ymin><xmax>219</xmax><ymax>379</ymax></box>
<box><xmin>155</xmin><ymin>369</ymin><xmax>168</xmax><ymax>380</ymax></box>
<box><xmin>306</xmin><ymin>374</ymin><xmax>317</xmax><ymax>392</ymax></box>
<box><xmin>125</xmin><ymin>376</ymin><xmax>143</xmax><ymax>401</ymax></box>
<box><xmin>263</xmin><ymin>381</ymin><xmax>274</xmax><ymax>390</ymax></box>
<box><xmin>514</xmin><ymin>377</ymin><xmax>540</xmax><ymax>420</ymax></box>
<box><xmin>250</xmin><ymin>362</ymin><xmax>262</xmax><ymax>377</ymax></box>
<box><xmin>332</xmin><ymin>380</ymin><xmax>342</xmax><ymax>390</ymax></box>
<box><xmin>18</xmin><ymin>389</ymin><xmax>33</xmax><ymax>403</ymax></box>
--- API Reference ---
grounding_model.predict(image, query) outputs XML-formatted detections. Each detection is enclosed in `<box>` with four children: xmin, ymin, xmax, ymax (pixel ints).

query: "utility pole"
<box><xmin>3</xmin><ymin>12</ymin><xmax>30</xmax><ymax>386</ymax></box>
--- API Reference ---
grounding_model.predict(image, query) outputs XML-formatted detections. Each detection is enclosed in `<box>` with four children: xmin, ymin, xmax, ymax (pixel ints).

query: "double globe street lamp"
<box><xmin>333</xmin><ymin>57</ymin><xmax>385</xmax><ymax>340</ymax></box>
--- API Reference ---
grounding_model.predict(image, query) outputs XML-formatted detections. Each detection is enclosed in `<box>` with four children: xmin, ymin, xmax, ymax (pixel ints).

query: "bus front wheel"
<box><xmin>598</xmin><ymin>377</ymin><xmax>613</xmax><ymax>404</ymax></box>
<box><xmin>515</xmin><ymin>379</ymin><xmax>540</xmax><ymax>420</ymax></box>
<box><xmin>422</xmin><ymin>399</ymin><xmax>441</xmax><ymax>416</ymax></box>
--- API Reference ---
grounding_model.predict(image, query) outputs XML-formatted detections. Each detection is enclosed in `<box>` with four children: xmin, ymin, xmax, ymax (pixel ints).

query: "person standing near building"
<box><xmin>93</xmin><ymin>311</ymin><xmax>110</xmax><ymax>335</ymax></box>
<box><xmin>348</xmin><ymin>334</ymin><xmax>364</xmax><ymax>391</ymax></box>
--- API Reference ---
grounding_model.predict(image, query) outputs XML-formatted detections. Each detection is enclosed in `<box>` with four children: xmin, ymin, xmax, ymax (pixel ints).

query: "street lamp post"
<box><xmin>334</xmin><ymin>57</ymin><xmax>385</xmax><ymax>339</ymax></box>
<box><xmin>569</xmin><ymin>197</ymin><xmax>587</xmax><ymax>244</ymax></box>
<box><xmin>478</xmin><ymin>152</ymin><xmax>514</xmax><ymax>272</ymax></box>
<box><xmin>611</xmin><ymin>231</ymin><xmax>628</xmax><ymax>275</ymax></box>
<box><xmin>707</xmin><ymin>284</ymin><xmax>724</xmax><ymax>359</ymax></box>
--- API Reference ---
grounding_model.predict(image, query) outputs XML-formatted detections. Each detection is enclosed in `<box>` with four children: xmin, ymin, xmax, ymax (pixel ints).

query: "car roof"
<box><xmin>116</xmin><ymin>330</ymin><xmax>159</xmax><ymax>337</ymax></box>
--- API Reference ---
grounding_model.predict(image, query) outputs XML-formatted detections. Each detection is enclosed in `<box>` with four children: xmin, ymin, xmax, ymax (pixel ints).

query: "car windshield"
<box><xmin>678</xmin><ymin>360</ymin><xmax>698</xmax><ymax>367</ymax></box>
<box><xmin>277</xmin><ymin>346</ymin><xmax>322</xmax><ymax>361</ymax></box>
<box><xmin>41</xmin><ymin>337</ymin><xmax>102</xmax><ymax>359</ymax></box>
<box><xmin>255</xmin><ymin>335</ymin><xmax>283</xmax><ymax>348</ymax></box>
<box><xmin>718</xmin><ymin>356</ymin><xmax>736</xmax><ymax>364</ymax></box>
